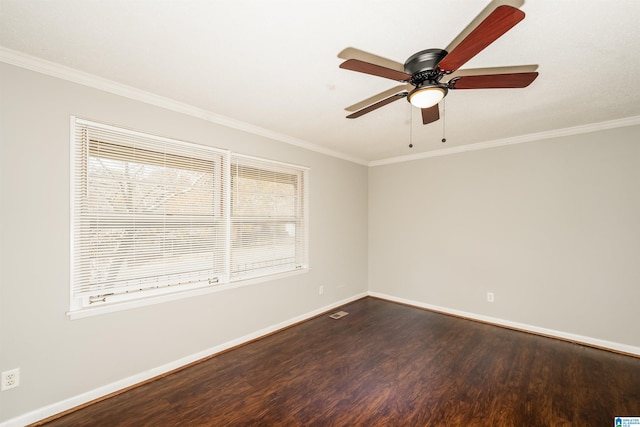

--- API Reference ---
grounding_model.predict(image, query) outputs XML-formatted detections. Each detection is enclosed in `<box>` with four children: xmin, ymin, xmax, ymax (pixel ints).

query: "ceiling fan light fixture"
<box><xmin>408</xmin><ymin>85</ymin><xmax>447</xmax><ymax>108</ymax></box>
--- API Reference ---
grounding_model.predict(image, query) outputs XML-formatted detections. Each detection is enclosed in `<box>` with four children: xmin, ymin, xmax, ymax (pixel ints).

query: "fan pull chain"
<box><xmin>409</xmin><ymin>105</ymin><xmax>414</xmax><ymax>148</ymax></box>
<box><xmin>441</xmin><ymin>98</ymin><xmax>447</xmax><ymax>143</ymax></box>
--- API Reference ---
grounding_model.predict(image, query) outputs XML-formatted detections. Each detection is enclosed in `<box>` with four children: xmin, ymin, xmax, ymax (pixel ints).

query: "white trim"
<box><xmin>232</xmin><ymin>151</ymin><xmax>310</xmax><ymax>171</ymax></box>
<box><xmin>69</xmin><ymin>116</ymin><xmax>77</xmax><ymax>315</ymax></box>
<box><xmin>1</xmin><ymin>292</ymin><xmax>368</xmax><ymax>427</ymax></box>
<box><xmin>368</xmin><ymin>291</ymin><xmax>640</xmax><ymax>357</ymax></box>
<box><xmin>369</xmin><ymin>116</ymin><xmax>640</xmax><ymax>166</ymax></box>
<box><xmin>3</xmin><ymin>47</ymin><xmax>639</xmax><ymax>168</ymax></box>
<box><xmin>74</xmin><ymin>117</ymin><xmax>229</xmax><ymax>155</ymax></box>
<box><xmin>223</xmin><ymin>152</ymin><xmax>232</xmax><ymax>280</ymax></box>
<box><xmin>0</xmin><ymin>47</ymin><xmax>368</xmax><ymax>166</ymax></box>
<box><xmin>3</xmin><ymin>290</ymin><xmax>637</xmax><ymax>426</ymax></box>
<box><xmin>68</xmin><ymin>117</ymin><xmax>311</xmax><ymax>316</ymax></box>
<box><xmin>68</xmin><ymin>268</ymin><xmax>310</xmax><ymax>320</ymax></box>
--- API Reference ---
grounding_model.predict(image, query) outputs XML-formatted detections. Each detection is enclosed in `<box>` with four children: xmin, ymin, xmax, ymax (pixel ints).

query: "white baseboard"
<box><xmin>368</xmin><ymin>291</ymin><xmax>640</xmax><ymax>357</ymax></box>
<box><xmin>6</xmin><ymin>290</ymin><xmax>636</xmax><ymax>426</ymax></box>
<box><xmin>0</xmin><ymin>292</ymin><xmax>368</xmax><ymax>427</ymax></box>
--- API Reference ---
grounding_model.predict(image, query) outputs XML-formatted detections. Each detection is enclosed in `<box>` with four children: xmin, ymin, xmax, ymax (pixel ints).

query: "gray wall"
<box><xmin>2</xmin><ymin>59</ymin><xmax>639</xmax><ymax>424</ymax></box>
<box><xmin>369</xmin><ymin>125</ymin><xmax>640</xmax><ymax>348</ymax></box>
<box><xmin>0</xmin><ymin>63</ymin><xmax>369</xmax><ymax>422</ymax></box>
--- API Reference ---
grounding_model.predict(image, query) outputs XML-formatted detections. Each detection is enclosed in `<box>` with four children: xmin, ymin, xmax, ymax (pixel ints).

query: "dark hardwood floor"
<box><xmin>36</xmin><ymin>297</ymin><xmax>640</xmax><ymax>426</ymax></box>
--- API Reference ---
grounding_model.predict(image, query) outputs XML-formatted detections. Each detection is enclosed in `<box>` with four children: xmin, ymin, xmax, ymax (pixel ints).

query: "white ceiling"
<box><xmin>1</xmin><ymin>0</ymin><xmax>639</xmax><ymax>164</ymax></box>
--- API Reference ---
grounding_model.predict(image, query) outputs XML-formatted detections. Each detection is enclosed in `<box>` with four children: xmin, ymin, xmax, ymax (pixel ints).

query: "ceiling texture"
<box><xmin>1</xmin><ymin>0</ymin><xmax>639</xmax><ymax>164</ymax></box>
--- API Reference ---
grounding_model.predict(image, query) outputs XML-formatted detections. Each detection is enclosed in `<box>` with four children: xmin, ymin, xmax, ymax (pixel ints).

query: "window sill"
<box><xmin>67</xmin><ymin>267</ymin><xmax>310</xmax><ymax>320</ymax></box>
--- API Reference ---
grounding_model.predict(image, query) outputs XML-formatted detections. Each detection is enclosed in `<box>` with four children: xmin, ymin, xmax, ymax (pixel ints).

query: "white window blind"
<box><xmin>71</xmin><ymin>118</ymin><xmax>309</xmax><ymax>314</ymax></box>
<box><xmin>230</xmin><ymin>155</ymin><xmax>308</xmax><ymax>280</ymax></box>
<box><xmin>71</xmin><ymin>119</ymin><xmax>228</xmax><ymax>309</ymax></box>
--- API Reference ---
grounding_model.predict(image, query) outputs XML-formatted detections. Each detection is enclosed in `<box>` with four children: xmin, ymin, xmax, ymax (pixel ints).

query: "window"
<box><xmin>231</xmin><ymin>155</ymin><xmax>307</xmax><ymax>280</ymax></box>
<box><xmin>71</xmin><ymin>118</ymin><xmax>308</xmax><ymax>314</ymax></box>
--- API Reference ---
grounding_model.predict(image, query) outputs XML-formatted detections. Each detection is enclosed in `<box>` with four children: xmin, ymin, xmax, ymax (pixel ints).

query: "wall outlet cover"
<box><xmin>1</xmin><ymin>368</ymin><xmax>20</xmax><ymax>391</ymax></box>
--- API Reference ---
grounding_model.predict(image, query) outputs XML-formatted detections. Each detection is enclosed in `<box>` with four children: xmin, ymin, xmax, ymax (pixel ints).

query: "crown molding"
<box><xmin>3</xmin><ymin>46</ymin><xmax>638</xmax><ymax>169</ymax></box>
<box><xmin>0</xmin><ymin>46</ymin><xmax>369</xmax><ymax>166</ymax></box>
<box><xmin>369</xmin><ymin>115</ymin><xmax>640</xmax><ymax>167</ymax></box>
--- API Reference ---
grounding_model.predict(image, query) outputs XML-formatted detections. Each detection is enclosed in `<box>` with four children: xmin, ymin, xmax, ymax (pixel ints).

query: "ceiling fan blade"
<box><xmin>347</xmin><ymin>93</ymin><xmax>407</xmax><ymax>119</ymax></box>
<box><xmin>445</xmin><ymin>0</ymin><xmax>524</xmax><ymax>53</ymax></box>
<box><xmin>345</xmin><ymin>85</ymin><xmax>412</xmax><ymax>112</ymax></box>
<box><xmin>338</xmin><ymin>47</ymin><xmax>405</xmax><ymax>73</ymax></box>
<box><xmin>443</xmin><ymin>64</ymin><xmax>538</xmax><ymax>82</ymax></box>
<box><xmin>340</xmin><ymin>59</ymin><xmax>412</xmax><ymax>82</ymax></box>
<box><xmin>438</xmin><ymin>5</ymin><xmax>525</xmax><ymax>73</ymax></box>
<box><xmin>448</xmin><ymin>72</ymin><xmax>538</xmax><ymax>89</ymax></box>
<box><xmin>421</xmin><ymin>105</ymin><xmax>440</xmax><ymax>125</ymax></box>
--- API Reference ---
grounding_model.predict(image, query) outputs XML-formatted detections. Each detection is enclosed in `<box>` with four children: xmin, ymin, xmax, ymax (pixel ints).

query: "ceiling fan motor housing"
<box><xmin>404</xmin><ymin>49</ymin><xmax>449</xmax><ymax>106</ymax></box>
<box><xmin>403</xmin><ymin>48</ymin><xmax>448</xmax><ymax>84</ymax></box>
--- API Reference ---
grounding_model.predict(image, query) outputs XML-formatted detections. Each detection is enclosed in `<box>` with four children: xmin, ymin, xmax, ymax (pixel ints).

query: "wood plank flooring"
<box><xmin>36</xmin><ymin>297</ymin><xmax>640</xmax><ymax>426</ymax></box>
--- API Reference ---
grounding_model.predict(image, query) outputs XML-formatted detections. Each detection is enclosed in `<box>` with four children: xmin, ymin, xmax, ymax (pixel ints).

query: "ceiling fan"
<box><xmin>339</xmin><ymin>2</ymin><xmax>539</xmax><ymax>125</ymax></box>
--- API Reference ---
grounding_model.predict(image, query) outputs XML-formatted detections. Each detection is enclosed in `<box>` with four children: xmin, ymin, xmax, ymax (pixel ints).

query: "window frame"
<box><xmin>69</xmin><ymin>117</ymin><xmax>309</xmax><ymax>319</ymax></box>
<box><xmin>230</xmin><ymin>153</ymin><xmax>308</xmax><ymax>281</ymax></box>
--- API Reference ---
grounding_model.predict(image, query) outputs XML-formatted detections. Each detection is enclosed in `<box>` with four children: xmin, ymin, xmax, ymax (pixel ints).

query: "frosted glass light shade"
<box><xmin>408</xmin><ymin>86</ymin><xmax>446</xmax><ymax>108</ymax></box>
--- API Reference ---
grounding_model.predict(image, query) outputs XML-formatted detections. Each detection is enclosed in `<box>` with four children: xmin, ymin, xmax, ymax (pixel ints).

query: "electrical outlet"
<box><xmin>487</xmin><ymin>292</ymin><xmax>495</xmax><ymax>303</ymax></box>
<box><xmin>1</xmin><ymin>368</ymin><xmax>20</xmax><ymax>391</ymax></box>
<box><xmin>319</xmin><ymin>286</ymin><xmax>324</xmax><ymax>295</ymax></box>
